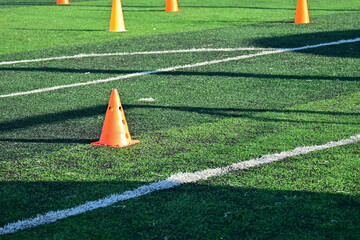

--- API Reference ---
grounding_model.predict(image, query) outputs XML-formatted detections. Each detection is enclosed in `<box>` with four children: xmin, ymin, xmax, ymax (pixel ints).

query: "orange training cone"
<box><xmin>109</xmin><ymin>0</ymin><xmax>126</xmax><ymax>32</ymax></box>
<box><xmin>57</xmin><ymin>0</ymin><xmax>69</xmax><ymax>4</ymax></box>
<box><xmin>295</xmin><ymin>0</ymin><xmax>310</xmax><ymax>24</ymax></box>
<box><xmin>165</xmin><ymin>0</ymin><xmax>179</xmax><ymax>12</ymax></box>
<box><xmin>91</xmin><ymin>89</ymin><xmax>139</xmax><ymax>148</ymax></box>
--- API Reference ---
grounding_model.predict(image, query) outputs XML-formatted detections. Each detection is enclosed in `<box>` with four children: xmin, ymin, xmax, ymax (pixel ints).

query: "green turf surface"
<box><xmin>0</xmin><ymin>0</ymin><xmax>359</xmax><ymax>55</ymax></box>
<box><xmin>1</xmin><ymin>94</ymin><xmax>360</xmax><ymax>238</ymax></box>
<box><xmin>1</xmin><ymin>0</ymin><xmax>360</xmax><ymax>238</ymax></box>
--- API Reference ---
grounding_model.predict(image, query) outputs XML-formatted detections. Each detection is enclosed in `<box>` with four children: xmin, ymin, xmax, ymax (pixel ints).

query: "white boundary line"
<box><xmin>0</xmin><ymin>49</ymin><xmax>284</xmax><ymax>98</ymax></box>
<box><xmin>0</xmin><ymin>48</ymin><xmax>277</xmax><ymax>66</ymax></box>
<box><xmin>1</xmin><ymin>37</ymin><xmax>359</xmax><ymax>98</ymax></box>
<box><xmin>1</xmin><ymin>134</ymin><xmax>360</xmax><ymax>235</ymax></box>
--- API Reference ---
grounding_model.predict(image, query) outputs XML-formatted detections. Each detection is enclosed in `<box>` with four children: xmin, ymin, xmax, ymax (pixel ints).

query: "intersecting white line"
<box><xmin>1</xmin><ymin>37</ymin><xmax>360</xmax><ymax>234</ymax></box>
<box><xmin>1</xmin><ymin>37</ymin><xmax>359</xmax><ymax>98</ymax></box>
<box><xmin>1</xmin><ymin>134</ymin><xmax>360</xmax><ymax>235</ymax></box>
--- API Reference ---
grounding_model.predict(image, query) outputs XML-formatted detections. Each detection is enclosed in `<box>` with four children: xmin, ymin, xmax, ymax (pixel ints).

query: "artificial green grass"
<box><xmin>1</xmin><ymin>89</ymin><xmax>360</xmax><ymax>233</ymax></box>
<box><xmin>1</xmin><ymin>21</ymin><xmax>360</xmax><ymax>162</ymax></box>
<box><xmin>1</xmin><ymin>0</ymin><xmax>360</xmax><ymax>238</ymax></box>
<box><xmin>1</xmin><ymin>93</ymin><xmax>360</xmax><ymax>238</ymax></box>
<box><xmin>1</xmin><ymin>0</ymin><xmax>359</xmax><ymax>55</ymax></box>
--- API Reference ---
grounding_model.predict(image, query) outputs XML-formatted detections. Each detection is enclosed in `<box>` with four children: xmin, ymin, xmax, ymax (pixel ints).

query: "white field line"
<box><xmin>1</xmin><ymin>37</ymin><xmax>360</xmax><ymax>98</ymax></box>
<box><xmin>0</xmin><ymin>49</ymin><xmax>284</xmax><ymax>98</ymax></box>
<box><xmin>0</xmin><ymin>48</ymin><xmax>277</xmax><ymax>66</ymax></box>
<box><xmin>1</xmin><ymin>134</ymin><xmax>360</xmax><ymax>235</ymax></box>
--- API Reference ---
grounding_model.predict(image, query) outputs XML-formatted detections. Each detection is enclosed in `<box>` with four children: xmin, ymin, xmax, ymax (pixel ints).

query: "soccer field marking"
<box><xmin>0</xmin><ymin>49</ymin><xmax>283</xmax><ymax>98</ymax></box>
<box><xmin>1</xmin><ymin>134</ymin><xmax>360</xmax><ymax>235</ymax></box>
<box><xmin>1</xmin><ymin>37</ymin><xmax>359</xmax><ymax>98</ymax></box>
<box><xmin>0</xmin><ymin>47</ymin><xmax>278</xmax><ymax>66</ymax></box>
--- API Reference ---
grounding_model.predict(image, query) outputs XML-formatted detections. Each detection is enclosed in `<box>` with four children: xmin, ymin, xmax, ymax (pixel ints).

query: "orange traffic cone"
<box><xmin>56</xmin><ymin>0</ymin><xmax>69</xmax><ymax>4</ymax></box>
<box><xmin>165</xmin><ymin>0</ymin><xmax>179</xmax><ymax>12</ymax></box>
<box><xmin>91</xmin><ymin>89</ymin><xmax>139</xmax><ymax>148</ymax></box>
<box><xmin>109</xmin><ymin>0</ymin><xmax>126</xmax><ymax>32</ymax></box>
<box><xmin>295</xmin><ymin>0</ymin><xmax>310</xmax><ymax>24</ymax></box>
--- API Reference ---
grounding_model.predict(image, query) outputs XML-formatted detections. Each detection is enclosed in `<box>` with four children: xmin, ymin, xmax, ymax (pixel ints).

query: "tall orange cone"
<box><xmin>165</xmin><ymin>0</ymin><xmax>179</xmax><ymax>12</ymax></box>
<box><xmin>109</xmin><ymin>0</ymin><xmax>126</xmax><ymax>32</ymax></box>
<box><xmin>295</xmin><ymin>0</ymin><xmax>310</xmax><ymax>24</ymax></box>
<box><xmin>91</xmin><ymin>89</ymin><xmax>139</xmax><ymax>148</ymax></box>
<box><xmin>56</xmin><ymin>0</ymin><xmax>69</xmax><ymax>4</ymax></box>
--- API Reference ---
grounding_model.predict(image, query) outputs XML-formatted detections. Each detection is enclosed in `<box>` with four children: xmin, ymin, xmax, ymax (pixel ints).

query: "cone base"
<box><xmin>91</xmin><ymin>139</ymin><xmax>140</xmax><ymax>148</ymax></box>
<box><xmin>108</xmin><ymin>29</ymin><xmax>127</xmax><ymax>32</ymax></box>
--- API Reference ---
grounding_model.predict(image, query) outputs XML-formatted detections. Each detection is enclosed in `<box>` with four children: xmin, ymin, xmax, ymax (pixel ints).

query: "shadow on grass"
<box><xmin>1</xmin><ymin>104</ymin><xmax>359</xmax><ymax>134</ymax></box>
<box><xmin>254</xmin><ymin>29</ymin><xmax>360</xmax><ymax>58</ymax></box>
<box><xmin>1</xmin><ymin>103</ymin><xmax>359</xmax><ymax>161</ymax></box>
<box><xmin>1</xmin><ymin>67</ymin><xmax>359</xmax><ymax>82</ymax></box>
<box><xmin>0</xmin><ymin>2</ymin><xmax>55</xmax><ymax>7</ymax></box>
<box><xmin>0</xmin><ymin>0</ymin><xmax>96</xmax><ymax>7</ymax></box>
<box><xmin>76</xmin><ymin>7</ymin><xmax>164</xmax><ymax>12</ymax></box>
<box><xmin>123</xmin><ymin>9</ymin><xmax>163</xmax><ymax>12</ymax></box>
<box><xmin>123</xmin><ymin>5</ymin><xmax>360</xmax><ymax>12</ymax></box>
<box><xmin>0</xmin><ymin>181</ymin><xmax>359</xmax><ymax>238</ymax></box>
<box><xmin>0</xmin><ymin>105</ymin><xmax>106</xmax><ymax>133</ymax></box>
<box><xmin>0</xmin><ymin>138</ymin><xmax>93</xmax><ymax>144</ymax></box>
<box><xmin>10</xmin><ymin>28</ymin><xmax>105</xmax><ymax>32</ymax></box>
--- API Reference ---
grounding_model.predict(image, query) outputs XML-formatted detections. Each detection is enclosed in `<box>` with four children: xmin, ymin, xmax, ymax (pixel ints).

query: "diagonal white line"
<box><xmin>0</xmin><ymin>50</ymin><xmax>283</xmax><ymax>98</ymax></box>
<box><xmin>1</xmin><ymin>37</ymin><xmax>359</xmax><ymax>98</ymax></box>
<box><xmin>1</xmin><ymin>134</ymin><xmax>360</xmax><ymax>235</ymax></box>
<box><xmin>284</xmin><ymin>38</ymin><xmax>360</xmax><ymax>51</ymax></box>
<box><xmin>0</xmin><ymin>47</ymin><xmax>278</xmax><ymax>66</ymax></box>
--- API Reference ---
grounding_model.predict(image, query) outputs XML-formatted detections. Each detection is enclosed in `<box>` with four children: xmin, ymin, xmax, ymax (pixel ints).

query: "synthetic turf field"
<box><xmin>0</xmin><ymin>0</ymin><xmax>360</xmax><ymax>239</ymax></box>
